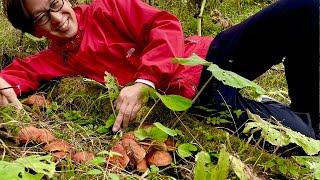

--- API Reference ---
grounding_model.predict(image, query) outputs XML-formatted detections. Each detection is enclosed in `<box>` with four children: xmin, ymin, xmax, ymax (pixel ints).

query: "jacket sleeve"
<box><xmin>100</xmin><ymin>0</ymin><xmax>185</xmax><ymax>91</ymax></box>
<box><xmin>0</xmin><ymin>49</ymin><xmax>76</xmax><ymax>95</ymax></box>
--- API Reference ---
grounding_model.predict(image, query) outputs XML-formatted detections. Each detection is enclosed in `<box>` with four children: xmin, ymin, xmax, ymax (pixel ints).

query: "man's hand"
<box><xmin>0</xmin><ymin>78</ymin><xmax>22</xmax><ymax>109</ymax></box>
<box><xmin>112</xmin><ymin>83</ymin><xmax>149</xmax><ymax>132</ymax></box>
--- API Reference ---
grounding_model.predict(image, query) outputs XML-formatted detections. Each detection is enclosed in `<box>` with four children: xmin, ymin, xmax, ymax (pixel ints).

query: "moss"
<box><xmin>177</xmin><ymin>116</ymin><xmax>312</xmax><ymax>179</ymax></box>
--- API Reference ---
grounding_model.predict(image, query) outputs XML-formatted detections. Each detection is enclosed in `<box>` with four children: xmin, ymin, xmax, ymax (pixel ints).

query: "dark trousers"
<box><xmin>196</xmin><ymin>0</ymin><xmax>319</xmax><ymax>138</ymax></box>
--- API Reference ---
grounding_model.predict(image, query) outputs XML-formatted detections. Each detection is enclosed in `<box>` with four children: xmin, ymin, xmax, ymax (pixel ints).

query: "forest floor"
<box><xmin>0</xmin><ymin>0</ymin><xmax>319</xmax><ymax>179</ymax></box>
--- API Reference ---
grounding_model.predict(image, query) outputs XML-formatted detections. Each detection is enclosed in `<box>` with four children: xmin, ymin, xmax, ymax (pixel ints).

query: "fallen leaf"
<box><xmin>147</xmin><ymin>150</ymin><xmax>172</xmax><ymax>167</ymax></box>
<box><xmin>23</xmin><ymin>95</ymin><xmax>51</xmax><ymax>107</ymax></box>
<box><xmin>72</xmin><ymin>151</ymin><xmax>95</xmax><ymax>164</ymax></box>
<box><xmin>43</xmin><ymin>140</ymin><xmax>72</xmax><ymax>153</ymax></box>
<box><xmin>122</xmin><ymin>139</ymin><xmax>146</xmax><ymax>163</ymax></box>
<box><xmin>137</xmin><ymin>159</ymin><xmax>148</xmax><ymax>172</ymax></box>
<box><xmin>107</xmin><ymin>142</ymin><xmax>130</xmax><ymax>169</ymax></box>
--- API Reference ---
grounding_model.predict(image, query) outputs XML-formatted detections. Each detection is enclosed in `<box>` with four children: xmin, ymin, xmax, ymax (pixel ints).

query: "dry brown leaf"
<box><xmin>147</xmin><ymin>150</ymin><xmax>172</xmax><ymax>167</ymax></box>
<box><xmin>23</xmin><ymin>95</ymin><xmax>51</xmax><ymax>107</ymax></box>
<box><xmin>43</xmin><ymin>140</ymin><xmax>72</xmax><ymax>152</ymax></box>
<box><xmin>122</xmin><ymin>138</ymin><xmax>146</xmax><ymax>163</ymax></box>
<box><xmin>72</xmin><ymin>151</ymin><xmax>95</xmax><ymax>164</ymax></box>
<box><xmin>136</xmin><ymin>159</ymin><xmax>148</xmax><ymax>172</ymax></box>
<box><xmin>107</xmin><ymin>142</ymin><xmax>130</xmax><ymax>169</ymax></box>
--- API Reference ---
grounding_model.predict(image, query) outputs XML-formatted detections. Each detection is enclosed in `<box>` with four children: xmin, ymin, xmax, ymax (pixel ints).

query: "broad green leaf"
<box><xmin>155</xmin><ymin>92</ymin><xmax>192</xmax><ymax>111</ymax></box>
<box><xmin>0</xmin><ymin>161</ymin><xmax>26</xmax><ymax>180</ymax></box>
<box><xmin>0</xmin><ymin>155</ymin><xmax>55</xmax><ymax>180</ymax></box>
<box><xmin>134</xmin><ymin>128</ymin><xmax>149</xmax><ymax>141</ymax></box>
<box><xmin>96</xmin><ymin>126</ymin><xmax>108</xmax><ymax>134</ymax></box>
<box><xmin>149</xmin><ymin>126</ymin><xmax>168</xmax><ymax>141</ymax></box>
<box><xmin>194</xmin><ymin>151</ymin><xmax>213</xmax><ymax>180</ymax></box>
<box><xmin>229</xmin><ymin>154</ymin><xmax>259</xmax><ymax>180</ymax></box>
<box><xmin>104</xmin><ymin>72</ymin><xmax>120</xmax><ymax>101</ymax></box>
<box><xmin>87</xmin><ymin>169</ymin><xmax>103</xmax><ymax>175</ymax></box>
<box><xmin>108</xmin><ymin>173</ymin><xmax>120</xmax><ymax>180</ymax></box>
<box><xmin>135</xmin><ymin>126</ymin><xmax>168</xmax><ymax>141</ymax></box>
<box><xmin>177</xmin><ymin>143</ymin><xmax>198</xmax><ymax>158</ymax></box>
<box><xmin>16</xmin><ymin>155</ymin><xmax>55</xmax><ymax>178</ymax></box>
<box><xmin>244</xmin><ymin>110</ymin><xmax>320</xmax><ymax>155</ymax></box>
<box><xmin>90</xmin><ymin>157</ymin><xmax>106</xmax><ymax>165</ymax></box>
<box><xmin>172</xmin><ymin>54</ymin><xmax>211</xmax><ymax>66</ymax></box>
<box><xmin>229</xmin><ymin>155</ymin><xmax>249</xmax><ymax>180</ymax></box>
<box><xmin>212</xmin><ymin>148</ymin><xmax>229</xmax><ymax>180</ymax></box>
<box><xmin>207</xmin><ymin>64</ymin><xmax>265</xmax><ymax>95</ymax></box>
<box><xmin>105</xmin><ymin>114</ymin><xmax>116</xmax><ymax>129</ymax></box>
<box><xmin>154</xmin><ymin>122</ymin><xmax>177</xmax><ymax>136</ymax></box>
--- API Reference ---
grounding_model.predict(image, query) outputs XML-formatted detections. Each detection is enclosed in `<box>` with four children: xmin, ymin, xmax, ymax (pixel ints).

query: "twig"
<box><xmin>197</xmin><ymin>0</ymin><xmax>207</xmax><ymax>36</ymax></box>
<box><xmin>0</xmin><ymin>139</ymin><xmax>18</xmax><ymax>157</ymax></box>
<box><xmin>217</xmin><ymin>90</ymin><xmax>239</xmax><ymax>136</ymax></box>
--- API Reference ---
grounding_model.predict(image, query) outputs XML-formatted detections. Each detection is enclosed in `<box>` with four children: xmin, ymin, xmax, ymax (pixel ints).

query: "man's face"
<box><xmin>24</xmin><ymin>0</ymin><xmax>78</xmax><ymax>43</ymax></box>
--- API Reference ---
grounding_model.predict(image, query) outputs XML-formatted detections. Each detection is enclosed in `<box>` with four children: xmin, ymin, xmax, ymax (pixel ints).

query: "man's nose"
<box><xmin>50</xmin><ymin>11</ymin><xmax>63</xmax><ymax>28</ymax></box>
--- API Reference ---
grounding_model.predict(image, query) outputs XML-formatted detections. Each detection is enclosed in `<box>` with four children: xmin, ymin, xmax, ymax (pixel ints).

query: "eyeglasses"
<box><xmin>33</xmin><ymin>0</ymin><xmax>65</xmax><ymax>26</ymax></box>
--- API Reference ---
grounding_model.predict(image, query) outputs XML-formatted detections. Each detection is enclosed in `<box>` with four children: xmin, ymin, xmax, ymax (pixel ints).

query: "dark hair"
<box><xmin>3</xmin><ymin>0</ymin><xmax>34</xmax><ymax>33</ymax></box>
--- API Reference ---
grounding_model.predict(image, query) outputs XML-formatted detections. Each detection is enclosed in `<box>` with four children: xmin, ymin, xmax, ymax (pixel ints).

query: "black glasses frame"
<box><xmin>33</xmin><ymin>0</ymin><xmax>65</xmax><ymax>26</ymax></box>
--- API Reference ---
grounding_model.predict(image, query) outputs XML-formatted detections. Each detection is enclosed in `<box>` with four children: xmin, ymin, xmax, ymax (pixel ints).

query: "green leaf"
<box><xmin>177</xmin><ymin>143</ymin><xmax>198</xmax><ymax>158</ymax></box>
<box><xmin>149</xmin><ymin>126</ymin><xmax>168</xmax><ymax>141</ymax></box>
<box><xmin>15</xmin><ymin>155</ymin><xmax>55</xmax><ymax>178</ymax></box>
<box><xmin>134</xmin><ymin>126</ymin><xmax>168</xmax><ymax>141</ymax></box>
<box><xmin>150</xmin><ymin>165</ymin><xmax>160</xmax><ymax>173</ymax></box>
<box><xmin>207</xmin><ymin>64</ymin><xmax>265</xmax><ymax>95</ymax></box>
<box><xmin>155</xmin><ymin>92</ymin><xmax>192</xmax><ymax>111</ymax></box>
<box><xmin>104</xmin><ymin>72</ymin><xmax>120</xmax><ymax>101</ymax></box>
<box><xmin>229</xmin><ymin>155</ymin><xmax>250</xmax><ymax>180</ymax></box>
<box><xmin>0</xmin><ymin>155</ymin><xmax>55</xmax><ymax>180</ymax></box>
<box><xmin>172</xmin><ymin>54</ymin><xmax>211</xmax><ymax>66</ymax></box>
<box><xmin>134</xmin><ymin>128</ymin><xmax>149</xmax><ymax>141</ymax></box>
<box><xmin>212</xmin><ymin>148</ymin><xmax>229</xmax><ymax>180</ymax></box>
<box><xmin>194</xmin><ymin>151</ymin><xmax>214</xmax><ymax>180</ymax></box>
<box><xmin>108</xmin><ymin>173</ymin><xmax>120</xmax><ymax>180</ymax></box>
<box><xmin>244</xmin><ymin>110</ymin><xmax>320</xmax><ymax>155</ymax></box>
<box><xmin>154</xmin><ymin>122</ymin><xmax>177</xmax><ymax>136</ymax></box>
<box><xmin>90</xmin><ymin>157</ymin><xmax>106</xmax><ymax>165</ymax></box>
<box><xmin>96</xmin><ymin>126</ymin><xmax>108</xmax><ymax>134</ymax></box>
<box><xmin>87</xmin><ymin>169</ymin><xmax>103</xmax><ymax>175</ymax></box>
<box><xmin>105</xmin><ymin>114</ymin><xmax>116</xmax><ymax>128</ymax></box>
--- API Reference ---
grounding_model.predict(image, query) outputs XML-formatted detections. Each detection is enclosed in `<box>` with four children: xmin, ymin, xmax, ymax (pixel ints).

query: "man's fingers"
<box><xmin>115</xmin><ymin>97</ymin><xmax>123</xmax><ymax>110</ymax></box>
<box><xmin>112</xmin><ymin>102</ymin><xmax>127</xmax><ymax>132</ymax></box>
<box><xmin>113</xmin><ymin>111</ymin><xmax>123</xmax><ymax>132</ymax></box>
<box><xmin>122</xmin><ymin>104</ymin><xmax>135</xmax><ymax>129</ymax></box>
<box><xmin>130</xmin><ymin>103</ymin><xmax>142</xmax><ymax>123</ymax></box>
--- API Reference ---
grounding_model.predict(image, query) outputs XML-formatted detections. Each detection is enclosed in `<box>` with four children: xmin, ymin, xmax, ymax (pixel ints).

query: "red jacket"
<box><xmin>0</xmin><ymin>0</ymin><xmax>213</xmax><ymax>99</ymax></box>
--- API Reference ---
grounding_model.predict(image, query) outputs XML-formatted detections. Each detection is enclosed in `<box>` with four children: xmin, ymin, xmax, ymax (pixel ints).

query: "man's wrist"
<box><xmin>135</xmin><ymin>79</ymin><xmax>155</xmax><ymax>89</ymax></box>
